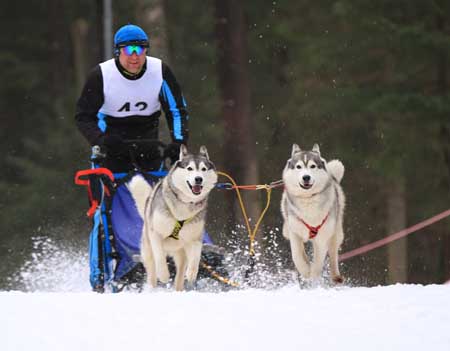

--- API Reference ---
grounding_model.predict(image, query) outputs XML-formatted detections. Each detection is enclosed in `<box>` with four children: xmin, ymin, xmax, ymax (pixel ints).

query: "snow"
<box><xmin>1</xmin><ymin>285</ymin><xmax>449</xmax><ymax>350</ymax></box>
<box><xmin>1</xmin><ymin>238</ymin><xmax>450</xmax><ymax>351</ymax></box>
<box><xmin>2</xmin><ymin>286</ymin><xmax>450</xmax><ymax>350</ymax></box>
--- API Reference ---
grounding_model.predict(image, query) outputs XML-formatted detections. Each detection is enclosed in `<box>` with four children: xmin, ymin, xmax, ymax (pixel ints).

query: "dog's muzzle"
<box><xmin>300</xmin><ymin>174</ymin><xmax>313</xmax><ymax>189</ymax></box>
<box><xmin>188</xmin><ymin>177</ymin><xmax>203</xmax><ymax>195</ymax></box>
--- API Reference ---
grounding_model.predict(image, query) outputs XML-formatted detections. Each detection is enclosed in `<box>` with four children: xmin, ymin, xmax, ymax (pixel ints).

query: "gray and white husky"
<box><xmin>281</xmin><ymin>144</ymin><xmax>345</xmax><ymax>283</ymax></box>
<box><xmin>128</xmin><ymin>145</ymin><xmax>217</xmax><ymax>291</ymax></box>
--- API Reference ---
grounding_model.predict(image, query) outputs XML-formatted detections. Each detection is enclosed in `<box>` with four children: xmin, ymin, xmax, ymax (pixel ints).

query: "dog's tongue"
<box><xmin>192</xmin><ymin>185</ymin><xmax>202</xmax><ymax>195</ymax></box>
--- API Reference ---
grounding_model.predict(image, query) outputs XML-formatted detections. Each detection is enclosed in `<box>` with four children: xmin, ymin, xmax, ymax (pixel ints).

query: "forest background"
<box><xmin>1</xmin><ymin>0</ymin><xmax>449</xmax><ymax>289</ymax></box>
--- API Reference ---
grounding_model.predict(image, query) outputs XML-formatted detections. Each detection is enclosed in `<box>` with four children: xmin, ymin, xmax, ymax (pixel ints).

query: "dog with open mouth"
<box><xmin>281</xmin><ymin>144</ymin><xmax>346</xmax><ymax>284</ymax></box>
<box><xmin>131</xmin><ymin>145</ymin><xmax>217</xmax><ymax>291</ymax></box>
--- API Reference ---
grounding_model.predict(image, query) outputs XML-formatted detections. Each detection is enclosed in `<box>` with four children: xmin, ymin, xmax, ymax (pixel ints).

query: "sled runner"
<box><xmin>75</xmin><ymin>140</ymin><xmax>231</xmax><ymax>293</ymax></box>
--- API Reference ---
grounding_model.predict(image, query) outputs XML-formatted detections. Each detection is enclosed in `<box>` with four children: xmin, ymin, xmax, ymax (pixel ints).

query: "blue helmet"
<box><xmin>114</xmin><ymin>24</ymin><xmax>149</xmax><ymax>47</ymax></box>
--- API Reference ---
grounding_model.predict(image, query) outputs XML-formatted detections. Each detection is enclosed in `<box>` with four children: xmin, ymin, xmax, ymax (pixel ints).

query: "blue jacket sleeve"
<box><xmin>159</xmin><ymin>63</ymin><xmax>189</xmax><ymax>144</ymax></box>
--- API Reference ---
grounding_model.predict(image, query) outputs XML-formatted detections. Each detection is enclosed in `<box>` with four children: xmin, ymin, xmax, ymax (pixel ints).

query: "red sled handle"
<box><xmin>74</xmin><ymin>168</ymin><xmax>115</xmax><ymax>217</ymax></box>
<box><xmin>74</xmin><ymin>168</ymin><xmax>115</xmax><ymax>186</ymax></box>
<box><xmin>86</xmin><ymin>200</ymin><xmax>99</xmax><ymax>218</ymax></box>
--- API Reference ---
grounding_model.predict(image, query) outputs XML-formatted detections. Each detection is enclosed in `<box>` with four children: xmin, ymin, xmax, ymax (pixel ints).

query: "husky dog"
<box><xmin>130</xmin><ymin>145</ymin><xmax>217</xmax><ymax>291</ymax></box>
<box><xmin>281</xmin><ymin>144</ymin><xmax>345</xmax><ymax>283</ymax></box>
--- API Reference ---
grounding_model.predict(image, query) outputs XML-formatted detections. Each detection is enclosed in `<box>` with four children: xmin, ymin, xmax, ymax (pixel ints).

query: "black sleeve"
<box><xmin>75</xmin><ymin>66</ymin><xmax>105</xmax><ymax>146</ymax></box>
<box><xmin>159</xmin><ymin>62</ymin><xmax>189</xmax><ymax>144</ymax></box>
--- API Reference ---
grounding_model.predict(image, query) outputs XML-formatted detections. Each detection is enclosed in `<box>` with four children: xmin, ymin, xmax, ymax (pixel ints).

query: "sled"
<box><xmin>75</xmin><ymin>140</ymin><xmax>232</xmax><ymax>293</ymax></box>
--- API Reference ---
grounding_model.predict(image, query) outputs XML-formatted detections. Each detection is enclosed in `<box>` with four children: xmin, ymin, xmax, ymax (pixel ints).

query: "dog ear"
<box><xmin>199</xmin><ymin>145</ymin><xmax>209</xmax><ymax>160</ymax></box>
<box><xmin>312</xmin><ymin>143</ymin><xmax>321</xmax><ymax>156</ymax></box>
<box><xmin>179</xmin><ymin>144</ymin><xmax>189</xmax><ymax>161</ymax></box>
<box><xmin>285</xmin><ymin>158</ymin><xmax>292</xmax><ymax>169</ymax></box>
<box><xmin>291</xmin><ymin>144</ymin><xmax>301</xmax><ymax>158</ymax></box>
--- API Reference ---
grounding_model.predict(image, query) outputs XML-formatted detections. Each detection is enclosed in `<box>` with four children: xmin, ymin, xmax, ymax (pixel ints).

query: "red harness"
<box><xmin>299</xmin><ymin>213</ymin><xmax>329</xmax><ymax>239</ymax></box>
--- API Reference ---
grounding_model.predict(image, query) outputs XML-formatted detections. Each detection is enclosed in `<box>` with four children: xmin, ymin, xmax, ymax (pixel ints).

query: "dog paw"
<box><xmin>157</xmin><ymin>265</ymin><xmax>170</xmax><ymax>284</ymax></box>
<box><xmin>174</xmin><ymin>280</ymin><xmax>185</xmax><ymax>292</ymax></box>
<box><xmin>332</xmin><ymin>275</ymin><xmax>344</xmax><ymax>284</ymax></box>
<box><xmin>147</xmin><ymin>275</ymin><xmax>157</xmax><ymax>288</ymax></box>
<box><xmin>298</xmin><ymin>269</ymin><xmax>310</xmax><ymax>280</ymax></box>
<box><xmin>186</xmin><ymin>265</ymin><xmax>199</xmax><ymax>283</ymax></box>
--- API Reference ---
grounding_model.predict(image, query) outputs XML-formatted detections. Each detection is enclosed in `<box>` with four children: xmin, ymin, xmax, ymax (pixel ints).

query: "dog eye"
<box><xmin>201</xmin><ymin>167</ymin><xmax>207</xmax><ymax>171</ymax></box>
<box><xmin>187</xmin><ymin>166</ymin><xmax>193</xmax><ymax>171</ymax></box>
<box><xmin>310</xmin><ymin>164</ymin><xmax>316</xmax><ymax>169</ymax></box>
<box><xmin>296</xmin><ymin>165</ymin><xmax>302</xmax><ymax>169</ymax></box>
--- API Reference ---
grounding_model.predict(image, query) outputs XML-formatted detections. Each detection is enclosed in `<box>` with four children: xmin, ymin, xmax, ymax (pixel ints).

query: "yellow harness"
<box><xmin>168</xmin><ymin>217</ymin><xmax>194</xmax><ymax>240</ymax></box>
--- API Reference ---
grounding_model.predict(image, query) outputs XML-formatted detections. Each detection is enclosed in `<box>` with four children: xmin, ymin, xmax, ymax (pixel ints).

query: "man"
<box><xmin>75</xmin><ymin>24</ymin><xmax>188</xmax><ymax>172</ymax></box>
<box><xmin>74</xmin><ymin>24</ymin><xmax>191</xmax><ymax>292</ymax></box>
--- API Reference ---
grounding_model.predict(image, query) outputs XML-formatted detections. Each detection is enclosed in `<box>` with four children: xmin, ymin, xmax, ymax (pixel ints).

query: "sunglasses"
<box><xmin>121</xmin><ymin>45</ymin><xmax>146</xmax><ymax>56</ymax></box>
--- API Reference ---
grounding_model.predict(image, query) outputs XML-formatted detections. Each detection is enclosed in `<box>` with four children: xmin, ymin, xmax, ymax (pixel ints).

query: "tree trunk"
<box><xmin>71</xmin><ymin>19</ymin><xmax>89</xmax><ymax>94</ymax></box>
<box><xmin>214</xmin><ymin>0</ymin><xmax>260</xmax><ymax>238</ymax></box>
<box><xmin>47</xmin><ymin>0</ymin><xmax>70</xmax><ymax>104</ymax></box>
<box><xmin>136</xmin><ymin>0</ymin><xmax>171</xmax><ymax>143</ymax></box>
<box><xmin>436</xmin><ymin>10</ymin><xmax>450</xmax><ymax>282</ymax></box>
<box><xmin>387</xmin><ymin>179</ymin><xmax>408</xmax><ymax>283</ymax></box>
<box><xmin>137</xmin><ymin>0</ymin><xmax>170</xmax><ymax>62</ymax></box>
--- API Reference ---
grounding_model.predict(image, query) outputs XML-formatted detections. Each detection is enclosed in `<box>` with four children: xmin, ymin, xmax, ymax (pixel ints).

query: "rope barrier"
<box><xmin>339</xmin><ymin>208</ymin><xmax>450</xmax><ymax>261</ymax></box>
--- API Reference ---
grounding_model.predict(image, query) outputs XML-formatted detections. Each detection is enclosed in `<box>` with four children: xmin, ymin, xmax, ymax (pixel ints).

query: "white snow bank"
<box><xmin>1</xmin><ymin>284</ymin><xmax>449</xmax><ymax>351</ymax></box>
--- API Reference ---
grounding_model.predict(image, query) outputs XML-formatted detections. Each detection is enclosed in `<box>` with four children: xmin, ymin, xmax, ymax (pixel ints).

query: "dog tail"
<box><xmin>127</xmin><ymin>175</ymin><xmax>153</xmax><ymax>219</ymax></box>
<box><xmin>327</xmin><ymin>159</ymin><xmax>345</xmax><ymax>183</ymax></box>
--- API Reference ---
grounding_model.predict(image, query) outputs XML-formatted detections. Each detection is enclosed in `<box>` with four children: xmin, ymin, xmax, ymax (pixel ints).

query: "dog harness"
<box><xmin>299</xmin><ymin>213</ymin><xmax>329</xmax><ymax>239</ymax></box>
<box><xmin>169</xmin><ymin>217</ymin><xmax>193</xmax><ymax>240</ymax></box>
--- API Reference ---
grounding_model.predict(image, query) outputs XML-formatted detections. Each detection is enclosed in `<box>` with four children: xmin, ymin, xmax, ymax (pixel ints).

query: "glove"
<box><xmin>164</xmin><ymin>142</ymin><xmax>184</xmax><ymax>165</ymax></box>
<box><xmin>101</xmin><ymin>134</ymin><xmax>125</xmax><ymax>155</ymax></box>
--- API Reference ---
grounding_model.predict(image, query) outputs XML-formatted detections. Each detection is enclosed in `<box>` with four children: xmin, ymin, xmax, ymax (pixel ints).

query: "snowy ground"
<box><xmin>1</xmin><ymin>237</ymin><xmax>450</xmax><ymax>351</ymax></box>
<box><xmin>1</xmin><ymin>285</ymin><xmax>449</xmax><ymax>351</ymax></box>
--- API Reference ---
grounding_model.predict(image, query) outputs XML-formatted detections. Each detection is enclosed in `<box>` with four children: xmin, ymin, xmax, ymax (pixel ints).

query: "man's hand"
<box><xmin>101</xmin><ymin>134</ymin><xmax>125</xmax><ymax>155</ymax></box>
